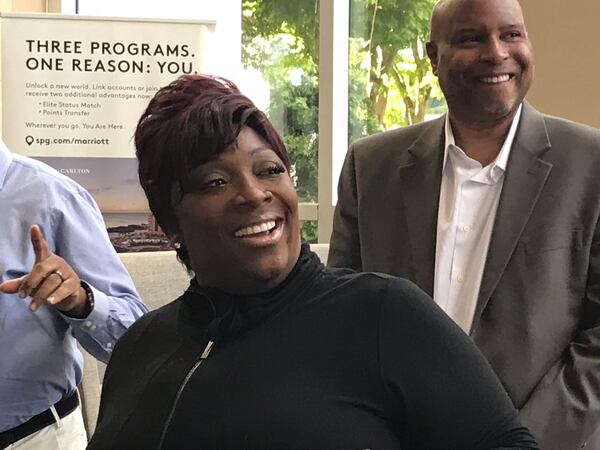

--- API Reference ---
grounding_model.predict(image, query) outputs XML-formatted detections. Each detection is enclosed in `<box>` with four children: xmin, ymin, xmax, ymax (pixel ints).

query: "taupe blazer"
<box><xmin>329</xmin><ymin>103</ymin><xmax>600</xmax><ymax>449</ymax></box>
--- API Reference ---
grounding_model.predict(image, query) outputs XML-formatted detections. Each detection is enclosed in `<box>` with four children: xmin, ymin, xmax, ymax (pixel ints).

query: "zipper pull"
<box><xmin>201</xmin><ymin>340</ymin><xmax>214</xmax><ymax>360</ymax></box>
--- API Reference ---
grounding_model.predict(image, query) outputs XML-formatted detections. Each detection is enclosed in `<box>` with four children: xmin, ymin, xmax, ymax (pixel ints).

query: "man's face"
<box><xmin>426</xmin><ymin>0</ymin><xmax>534</xmax><ymax>124</ymax></box>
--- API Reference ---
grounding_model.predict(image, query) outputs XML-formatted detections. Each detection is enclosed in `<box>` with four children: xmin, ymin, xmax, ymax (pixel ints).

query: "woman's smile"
<box><xmin>233</xmin><ymin>218</ymin><xmax>285</xmax><ymax>247</ymax></box>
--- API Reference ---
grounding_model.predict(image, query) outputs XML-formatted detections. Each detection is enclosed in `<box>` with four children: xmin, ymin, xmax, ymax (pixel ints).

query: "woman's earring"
<box><xmin>173</xmin><ymin>241</ymin><xmax>182</xmax><ymax>250</ymax></box>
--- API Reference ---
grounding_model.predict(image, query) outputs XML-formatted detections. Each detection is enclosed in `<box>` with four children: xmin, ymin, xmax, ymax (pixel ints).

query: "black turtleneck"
<box><xmin>88</xmin><ymin>245</ymin><xmax>538</xmax><ymax>450</ymax></box>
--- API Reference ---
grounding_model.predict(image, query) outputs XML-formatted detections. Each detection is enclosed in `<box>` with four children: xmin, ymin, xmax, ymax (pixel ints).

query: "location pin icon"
<box><xmin>25</xmin><ymin>135</ymin><xmax>34</xmax><ymax>146</ymax></box>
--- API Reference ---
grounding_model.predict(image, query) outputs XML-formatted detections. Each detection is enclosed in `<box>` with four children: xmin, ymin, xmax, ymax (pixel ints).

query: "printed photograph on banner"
<box><xmin>1</xmin><ymin>14</ymin><xmax>215</xmax><ymax>251</ymax></box>
<box><xmin>36</xmin><ymin>156</ymin><xmax>171</xmax><ymax>252</ymax></box>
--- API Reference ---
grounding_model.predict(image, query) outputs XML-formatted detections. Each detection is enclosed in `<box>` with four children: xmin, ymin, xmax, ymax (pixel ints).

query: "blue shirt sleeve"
<box><xmin>49</xmin><ymin>184</ymin><xmax>148</xmax><ymax>363</ymax></box>
<box><xmin>0</xmin><ymin>148</ymin><xmax>149</xmax><ymax>431</ymax></box>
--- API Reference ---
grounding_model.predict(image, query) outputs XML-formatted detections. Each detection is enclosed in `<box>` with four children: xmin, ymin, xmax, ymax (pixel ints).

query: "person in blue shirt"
<box><xmin>0</xmin><ymin>140</ymin><xmax>148</xmax><ymax>449</ymax></box>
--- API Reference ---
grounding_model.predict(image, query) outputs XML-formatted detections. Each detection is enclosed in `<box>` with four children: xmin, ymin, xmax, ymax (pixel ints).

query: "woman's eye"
<box><xmin>262</xmin><ymin>165</ymin><xmax>286</xmax><ymax>176</ymax></box>
<box><xmin>204</xmin><ymin>178</ymin><xmax>227</xmax><ymax>189</ymax></box>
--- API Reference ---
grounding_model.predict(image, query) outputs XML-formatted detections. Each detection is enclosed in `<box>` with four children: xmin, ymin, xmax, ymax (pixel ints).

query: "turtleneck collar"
<box><xmin>182</xmin><ymin>243</ymin><xmax>324</xmax><ymax>343</ymax></box>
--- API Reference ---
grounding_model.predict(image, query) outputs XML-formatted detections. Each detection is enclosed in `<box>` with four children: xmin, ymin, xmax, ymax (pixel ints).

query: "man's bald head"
<box><xmin>430</xmin><ymin>0</ymin><xmax>526</xmax><ymax>42</ymax></box>
<box><xmin>430</xmin><ymin>0</ymin><xmax>451</xmax><ymax>41</ymax></box>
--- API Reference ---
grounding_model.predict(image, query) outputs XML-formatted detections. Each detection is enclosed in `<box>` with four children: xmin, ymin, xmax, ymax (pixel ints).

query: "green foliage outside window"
<box><xmin>242</xmin><ymin>0</ymin><xmax>445</xmax><ymax>243</ymax></box>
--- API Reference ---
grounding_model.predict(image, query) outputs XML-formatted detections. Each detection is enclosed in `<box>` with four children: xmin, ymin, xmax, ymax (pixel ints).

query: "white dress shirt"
<box><xmin>433</xmin><ymin>105</ymin><xmax>522</xmax><ymax>332</ymax></box>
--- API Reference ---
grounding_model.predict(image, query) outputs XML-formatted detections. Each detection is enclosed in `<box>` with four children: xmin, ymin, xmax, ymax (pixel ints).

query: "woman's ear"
<box><xmin>167</xmin><ymin>233</ymin><xmax>192</xmax><ymax>272</ymax></box>
<box><xmin>168</xmin><ymin>233</ymin><xmax>184</xmax><ymax>250</ymax></box>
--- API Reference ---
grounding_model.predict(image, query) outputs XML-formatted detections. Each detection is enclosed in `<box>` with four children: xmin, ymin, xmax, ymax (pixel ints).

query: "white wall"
<box><xmin>521</xmin><ymin>1</ymin><xmax>600</xmax><ymax>128</ymax></box>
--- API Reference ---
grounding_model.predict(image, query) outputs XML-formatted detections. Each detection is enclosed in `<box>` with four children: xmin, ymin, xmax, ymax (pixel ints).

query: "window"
<box><xmin>242</xmin><ymin>0</ymin><xmax>319</xmax><ymax>242</ymax></box>
<box><xmin>348</xmin><ymin>0</ymin><xmax>445</xmax><ymax>145</ymax></box>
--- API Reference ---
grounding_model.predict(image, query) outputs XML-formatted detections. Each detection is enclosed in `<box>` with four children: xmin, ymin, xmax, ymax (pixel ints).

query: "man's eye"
<box><xmin>458</xmin><ymin>35</ymin><xmax>479</xmax><ymax>44</ymax></box>
<box><xmin>504</xmin><ymin>31</ymin><xmax>522</xmax><ymax>39</ymax></box>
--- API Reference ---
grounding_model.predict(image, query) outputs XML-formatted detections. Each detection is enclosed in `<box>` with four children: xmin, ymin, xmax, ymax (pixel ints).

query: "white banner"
<box><xmin>1</xmin><ymin>13</ymin><xmax>215</xmax><ymax>158</ymax></box>
<box><xmin>0</xmin><ymin>13</ymin><xmax>216</xmax><ymax>252</ymax></box>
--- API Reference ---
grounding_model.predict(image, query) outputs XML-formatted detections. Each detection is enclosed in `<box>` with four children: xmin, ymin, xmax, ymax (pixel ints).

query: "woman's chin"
<box><xmin>222</xmin><ymin>252</ymin><xmax>297</xmax><ymax>295</ymax></box>
<box><xmin>244</xmin><ymin>262</ymin><xmax>293</xmax><ymax>292</ymax></box>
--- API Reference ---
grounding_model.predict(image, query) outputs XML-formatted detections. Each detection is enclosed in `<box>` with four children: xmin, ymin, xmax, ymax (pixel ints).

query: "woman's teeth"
<box><xmin>234</xmin><ymin>220</ymin><xmax>277</xmax><ymax>237</ymax></box>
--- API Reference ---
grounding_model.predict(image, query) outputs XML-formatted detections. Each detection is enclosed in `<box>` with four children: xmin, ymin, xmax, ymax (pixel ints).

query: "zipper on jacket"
<box><xmin>157</xmin><ymin>340</ymin><xmax>214</xmax><ymax>450</ymax></box>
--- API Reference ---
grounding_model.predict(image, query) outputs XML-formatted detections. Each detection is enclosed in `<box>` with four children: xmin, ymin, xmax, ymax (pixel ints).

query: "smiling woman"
<box><xmin>87</xmin><ymin>74</ymin><xmax>539</xmax><ymax>450</ymax></box>
<box><xmin>133</xmin><ymin>75</ymin><xmax>300</xmax><ymax>293</ymax></box>
<box><xmin>173</xmin><ymin>127</ymin><xmax>301</xmax><ymax>294</ymax></box>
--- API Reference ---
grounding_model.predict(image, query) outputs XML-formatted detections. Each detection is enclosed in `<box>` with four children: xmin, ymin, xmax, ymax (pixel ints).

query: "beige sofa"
<box><xmin>79</xmin><ymin>244</ymin><xmax>330</xmax><ymax>437</ymax></box>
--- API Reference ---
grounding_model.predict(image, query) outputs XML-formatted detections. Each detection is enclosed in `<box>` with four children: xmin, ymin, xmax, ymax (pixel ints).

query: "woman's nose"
<box><xmin>234</xmin><ymin>178</ymin><xmax>273</xmax><ymax>207</ymax></box>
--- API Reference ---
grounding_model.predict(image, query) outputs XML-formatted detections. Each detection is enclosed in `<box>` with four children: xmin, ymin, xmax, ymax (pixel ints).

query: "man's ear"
<box><xmin>426</xmin><ymin>41</ymin><xmax>438</xmax><ymax>75</ymax></box>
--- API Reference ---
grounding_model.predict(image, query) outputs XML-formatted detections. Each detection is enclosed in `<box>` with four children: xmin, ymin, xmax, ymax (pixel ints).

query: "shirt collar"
<box><xmin>0</xmin><ymin>140</ymin><xmax>12</xmax><ymax>191</ymax></box>
<box><xmin>442</xmin><ymin>103</ymin><xmax>523</xmax><ymax>176</ymax></box>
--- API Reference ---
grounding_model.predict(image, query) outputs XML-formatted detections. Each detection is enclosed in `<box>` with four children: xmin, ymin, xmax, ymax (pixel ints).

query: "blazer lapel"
<box><xmin>397</xmin><ymin>117</ymin><xmax>445</xmax><ymax>296</ymax></box>
<box><xmin>472</xmin><ymin>103</ymin><xmax>553</xmax><ymax>329</ymax></box>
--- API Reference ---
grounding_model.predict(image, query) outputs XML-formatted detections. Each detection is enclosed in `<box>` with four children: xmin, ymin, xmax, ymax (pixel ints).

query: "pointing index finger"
<box><xmin>30</xmin><ymin>225</ymin><xmax>51</xmax><ymax>263</ymax></box>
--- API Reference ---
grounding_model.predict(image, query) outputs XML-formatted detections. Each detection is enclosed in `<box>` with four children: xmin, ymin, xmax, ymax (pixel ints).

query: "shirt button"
<box><xmin>85</xmin><ymin>321</ymin><xmax>92</xmax><ymax>327</ymax></box>
<box><xmin>457</xmin><ymin>274</ymin><xmax>465</xmax><ymax>283</ymax></box>
<box><xmin>91</xmin><ymin>324</ymin><xmax>97</xmax><ymax>331</ymax></box>
<box><xmin>106</xmin><ymin>343</ymin><xmax>113</xmax><ymax>349</ymax></box>
<box><xmin>461</xmin><ymin>224</ymin><xmax>472</xmax><ymax>232</ymax></box>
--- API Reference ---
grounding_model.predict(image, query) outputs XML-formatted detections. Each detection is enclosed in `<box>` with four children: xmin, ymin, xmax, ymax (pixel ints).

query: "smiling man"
<box><xmin>328</xmin><ymin>0</ymin><xmax>600</xmax><ymax>448</ymax></box>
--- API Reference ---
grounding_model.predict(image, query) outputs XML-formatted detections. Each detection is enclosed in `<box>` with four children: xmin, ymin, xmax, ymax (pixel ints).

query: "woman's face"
<box><xmin>173</xmin><ymin>126</ymin><xmax>301</xmax><ymax>294</ymax></box>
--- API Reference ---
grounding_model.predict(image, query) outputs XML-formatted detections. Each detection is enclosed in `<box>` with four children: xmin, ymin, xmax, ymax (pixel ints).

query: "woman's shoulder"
<box><xmin>321</xmin><ymin>267</ymin><xmax>428</xmax><ymax>303</ymax></box>
<box><xmin>321</xmin><ymin>268</ymin><xmax>464</xmax><ymax>339</ymax></box>
<box><xmin>317</xmin><ymin>268</ymin><xmax>437</xmax><ymax>320</ymax></box>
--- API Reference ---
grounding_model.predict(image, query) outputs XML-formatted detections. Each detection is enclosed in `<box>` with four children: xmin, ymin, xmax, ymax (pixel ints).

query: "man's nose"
<box><xmin>481</xmin><ymin>37</ymin><xmax>509</xmax><ymax>63</ymax></box>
